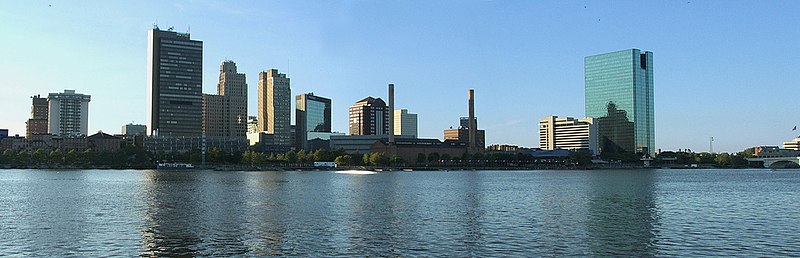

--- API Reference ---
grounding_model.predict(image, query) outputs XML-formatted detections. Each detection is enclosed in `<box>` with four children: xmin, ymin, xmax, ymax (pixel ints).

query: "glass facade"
<box><xmin>585</xmin><ymin>49</ymin><xmax>654</xmax><ymax>155</ymax></box>
<box><xmin>295</xmin><ymin>93</ymin><xmax>332</xmax><ymax>150</ymax></box>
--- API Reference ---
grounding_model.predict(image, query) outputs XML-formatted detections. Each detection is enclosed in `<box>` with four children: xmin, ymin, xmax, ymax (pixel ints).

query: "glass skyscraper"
<box><xmin>296</xmin><ymin>93</ymin><xmax>332</xmax><ymax>150</ymax></box>
<box><xmin>585</xmin><ymin>49</ymin><xmax>654</xmax><ymax>155</ymax></box>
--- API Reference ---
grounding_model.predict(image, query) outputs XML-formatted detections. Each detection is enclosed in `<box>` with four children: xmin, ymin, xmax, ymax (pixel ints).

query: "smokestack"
<box><xmin>388</xmin><ymin>83</ymin><xmax>395</xmax><ymax>144</ymax></box>
<box><xmin>468</xmin><ymin>89</ymin><xmax>476</xmax><ymax>151</ymax></box>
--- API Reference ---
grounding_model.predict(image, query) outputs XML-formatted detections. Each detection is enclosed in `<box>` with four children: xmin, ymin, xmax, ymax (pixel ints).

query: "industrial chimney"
<box><xmin>388</xmin><ymin>83</ymin><xmax>395</xmax><ymax>144</ymax></box>
<box><xmin>468</xmin><ymin>89</ymin><xmax>476</xmax><ymax>151</ymax></box>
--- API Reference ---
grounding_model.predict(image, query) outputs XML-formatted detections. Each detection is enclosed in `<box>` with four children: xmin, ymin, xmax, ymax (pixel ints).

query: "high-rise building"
<box><xmin>48</xmin><ymin>89</ymin><xmax>91</xmax><ymax>137</ymax></box>
<box><xmin>585</xmin><ymin>49</ymin><xmax>655</xmax><ymax>155</ymax></box>
<box><xmin>539</xmin><ymin>116</ymin><xmax>599</xmax><ymax>155</ymax></box>
<box><xmin>203</xmin><ymin>60</ymin><xmax>247</xmax><ymax>138</ymax></box>
<box><xmin>394</xmin><ymin>109</ymin><xmax>418</xmax><ymax>138</ymax></box>
<box><xmin>26</xmin><ymin>94</ymin><xmax>49</xmax><ymax>137</ymax></box>
<box><xmin>348</xmin><ymin>97</ymin><xmax>389</xmax><ymax>136</ymax></box>
<box><xmin>147</xmin><ymin>26</ymin><xmax>203</xmax><ymax>137</ymax></box>
<box><xmin>296</xmin><ymin>93</ymin><xmax>332</xmax><ymax>150</ymax></box>
<box><xmin>257</xmin><ymin>69</ymin><xmax>291</xmax><ymax>146</ymax></box>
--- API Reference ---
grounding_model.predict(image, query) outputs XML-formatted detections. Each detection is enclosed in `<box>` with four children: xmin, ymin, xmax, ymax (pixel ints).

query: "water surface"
<box><xmin>0</xmin><ymin>169</ymin><xmax>798</xmax><ymax>256</ymax></box>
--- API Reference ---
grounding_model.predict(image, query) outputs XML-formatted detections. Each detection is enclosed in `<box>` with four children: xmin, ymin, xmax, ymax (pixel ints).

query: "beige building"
<box><xmin>394</xmin><ymin>109</ymin><xmax>418</xmax><ymax>138</ymax></box>
<box><xmin>783</xmin><ymin>138</ymin><xmax>800</xmax><ymax>151</ymax></box>
<box><xmin>203</xmin><ymin>61</ymin><xmax>247</xmax><ymax>138</ymax></box>
<box><xmin>539</xmin><ymin>116</ymin><xmax>598</xmax><ymax>155</ymax></box>
<box><xmin>443</xmin><ymin>128</ymin><xmax>485</xmax><ymax>149</ymax></box>
<box><xmin>257</xmin><ymin>69</ymin><xmax>291</xmax><ymax>146</ymax></box>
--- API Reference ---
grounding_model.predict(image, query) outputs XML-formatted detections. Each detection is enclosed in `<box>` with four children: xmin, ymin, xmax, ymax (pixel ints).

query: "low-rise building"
<box><xmin>754</xmin><ymin>146</ymin><xmax>800</xmax><ymax>158</ymax></box>
<box><xmin>144</xmin><ymin>136</ymin><xmax>248</xmax><ymax>154</ymax></box>
<box><xmin>487</xmin><ymin>144</ymin><xmax>519</xmax><ymax>152</ymax></box>
<box><xmin>121</xmin><ymin>124</ymin><xmax>147</xmax><ymax>137</ymax></box>
<box><xmin>370</xmin><ymin>138</ymin><xmax>469</xmax><ymax>164</ymax></box>
<box><xmin>443</xmin><ymin>128</ymin><xmax>485</xmax><ymax>149</ymax></box>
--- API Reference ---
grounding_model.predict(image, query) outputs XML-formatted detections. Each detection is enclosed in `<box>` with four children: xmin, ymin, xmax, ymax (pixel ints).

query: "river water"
<box><xmin>0</xmin><ymin>169</ymin><xmax>798</xmax><ymax>256</ymax></box>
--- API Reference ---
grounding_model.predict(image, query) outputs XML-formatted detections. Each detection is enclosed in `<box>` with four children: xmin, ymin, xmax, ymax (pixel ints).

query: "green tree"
<box><xmin>1</xmin><ymin>149</ymin><xmax>15</xmax><ymax>164</ymax></box>
<box><xmin>32</xmin><ymin>149</ymin><xmax>46</xmax><ymax>165</ymax></box>
<box><xmin>363</xmin><ymin>152</ymin><xmax>373</xmax><ymax>166</ymax></box>
<box><xmin>334</xmin><ymin>154</ymin><xmax>353</xmax><ymax>166</ymax></box>
<box><xmin>296</xmin><ymin>150</ymin><xmax>307</xmax><ymax>164</ymax></box>
<box><xmin>286</xmin><ymin>150</ymin><xmax>297</xmax><ymax>164</ymax></box>
<box><xmin>427</xmin><ymin>152</ymin><xmax>440</xmax><ymax>163</ymax></box>
<box><xmin>569</xmin><ymin>149</ymin><xmax>593</xmax><ymax>166</ymax></box>
<box><xmin>370</xmin><ymin>152</ymin><xmax>389</xmax><ymax>166</ymax></box>
<box><xmin>416</xmin><ymin>153</ymin><xmax>427</xmax><ymax>164</ymax></box>
<box><xmin>390</xmin><ymin>155</ymin><xmax>404</xmax><ymax>166</ymax></box>
<box><xmin>49</xmin><ymin>149</ymin><xmax>63</xmax><ymax>165</ymax></box>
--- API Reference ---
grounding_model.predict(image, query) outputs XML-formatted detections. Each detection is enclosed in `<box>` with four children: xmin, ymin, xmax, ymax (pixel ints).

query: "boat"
<box><xmin>157</xmin><ymin>162</ymin><xmax>195</xmax><ymax>170</ymax></box>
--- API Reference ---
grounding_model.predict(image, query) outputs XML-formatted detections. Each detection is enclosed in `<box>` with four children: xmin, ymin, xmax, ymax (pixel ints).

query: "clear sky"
<box><xmin>1</xmin><ymin>1</ymin><xmax>798</xmax><ymax>153</ymax></box>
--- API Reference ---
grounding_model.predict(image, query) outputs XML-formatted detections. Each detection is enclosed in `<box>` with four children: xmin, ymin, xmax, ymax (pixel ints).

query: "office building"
<box><xmin>246</xmin><ymin>116</ymin><xmax>258</xmax><ymax>134</ymax></box>
<box><xmin>585</xmin><ymin>49</ymin><xmax>655</xmax><ymax>155</ymax></box>
<box><xmin>121</xmin><ymin>123</ymin><xmax>147</xmax><ymax>136</ymax></box>
<box><xmin>48</xmin><ymin>89</ymin><xmax>91</xmax><ymax>137</ymax></box>
<box><xmin>203</xmin><ymin>60</ymin><xmax>247</xmax><ymax>138</ymax></box>
<box><xmin>26</xmin><ymin>95</ymin><xmax>49</xmax><ymax>137</ymax></box>
<box><xmin>394</xmin><ymin>109</ymin><xmax>418</xmax><ymax>138</ymax></box>
<box><xmin>296</xmin><ymin>93</ymin><xmax>332</xmax><ymax>150</ymax></box>
<box><xmin>257</xmin><ymin>69</ymin><xmax>291</xmax><ymax>146</ymax></box>
<box><xmin>443</xmin><ymin>128</ymin><xmax>485</xmax><ymax>149</ymax></box>
<box><xmin>0</xmin><ymin>129</ymin><xmax>7</xmax><ymax>141</ymax></box>
<box><xmin>147</xmin><ymin>26</ymin><xmax>203</xmax><ymax>137</ymax></box>
<box><xmin>349</xmin><ymin>97</ymin><xmax>389</xmax><ymax>136</ymax></box>
<box><xmin>539</xmin><ymin>116</ymin><xmax>599</xmax><ymax>155</ymax></box>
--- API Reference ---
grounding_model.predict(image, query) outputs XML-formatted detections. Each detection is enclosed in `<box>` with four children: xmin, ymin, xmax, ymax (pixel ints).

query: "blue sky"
<box><xmin>1</xmin><ymin>0</ymin><xmax>798</xmax><ymax>153</ymax></box>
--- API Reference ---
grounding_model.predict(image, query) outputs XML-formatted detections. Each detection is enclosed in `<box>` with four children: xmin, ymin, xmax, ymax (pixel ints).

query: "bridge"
<box><xmin>747</xmin><ymin>157</ymin><xmax>800</xmax><ymax>168</ymax></box>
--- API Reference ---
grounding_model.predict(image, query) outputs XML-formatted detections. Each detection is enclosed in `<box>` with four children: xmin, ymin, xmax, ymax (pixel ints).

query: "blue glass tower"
<box><xmin>585</xmin><ymin>49</ymin><xmax>654</xmax><ymax>155</ymax></box>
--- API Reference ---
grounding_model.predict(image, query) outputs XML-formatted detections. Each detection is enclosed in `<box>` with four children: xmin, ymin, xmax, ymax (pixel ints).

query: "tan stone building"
<box><xmin>257</xmin><ymin>69</ymin><xmax>291</xmax><ymax>146</ymax></box>
<box><xmin>203</xmin><ymin>61</ymin><xmax>247</xmax><ymax>138</ymax></box>
<box><xmin>26</xmin><ymin>95</ymin><xmax>49</xmax><ymax>137</ymax></box>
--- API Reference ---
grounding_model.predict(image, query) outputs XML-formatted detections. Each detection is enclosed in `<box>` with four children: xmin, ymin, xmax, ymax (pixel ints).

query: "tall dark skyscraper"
<box><xmin>147</xmin><ymin>26</ymin><xmax>203</xmax><ymax>137</ymax></box>
<box><xmin>295</xmin><ymin>93</ymin><xmax>332</xmax><ymax>150</ymax></box>
<box><xmin>585</xmin><ymin>49</ymin><xmax>655</xmax><ymax>155</ymax></box>
<box><xmin>348</xmin><ymin>97</ymin><xmax>389</xmax><ymax>136</ymax></box>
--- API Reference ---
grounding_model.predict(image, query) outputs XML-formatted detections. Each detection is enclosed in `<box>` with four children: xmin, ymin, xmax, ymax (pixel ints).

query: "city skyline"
<box><xmin>1</xmin><ymin>1</ymin><xmax>798</xmax><ymax>152</ymax></box>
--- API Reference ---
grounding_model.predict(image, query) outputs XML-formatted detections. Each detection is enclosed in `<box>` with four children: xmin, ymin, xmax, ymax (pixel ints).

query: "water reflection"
<box><xmin>138</xmin><ymin>170</ymin><xmax>203</xmax><ymax>256</ymax></box>
<box><xmin>586</xmin><ymin>170</ymin><xmax>659</xmax><ymax>256</ymax></box>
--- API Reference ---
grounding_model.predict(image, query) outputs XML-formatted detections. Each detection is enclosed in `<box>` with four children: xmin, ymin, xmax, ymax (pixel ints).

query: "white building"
<box><xmin>539</xmin><ymin>116</ymin><xmax>598</xmax><ymax>155</ymax></box>
<box><xmin>48</xmin><ymin>89</ymin><xmax>90</xmax><ymax>137</ymax></box>
<box><xmin>783</xmin><ymin>138</ymin><xmax>800</xmax><ymax>151</ymax></box>
<box><xmin>394</xmin><ymin>109</ymin><xmax>418</xmax><ymax>138</ymax></box>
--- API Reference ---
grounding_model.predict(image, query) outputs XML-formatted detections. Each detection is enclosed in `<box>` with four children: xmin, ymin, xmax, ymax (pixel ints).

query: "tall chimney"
<box><xmin>468</xmin><ymin>89</ymin><xmax>476</xmax><ymax>151</ymax></box>
<box><xmin>388</xmin><ymin>83</ymin><xmax>395</xmax><ymax>144</ymax></box>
